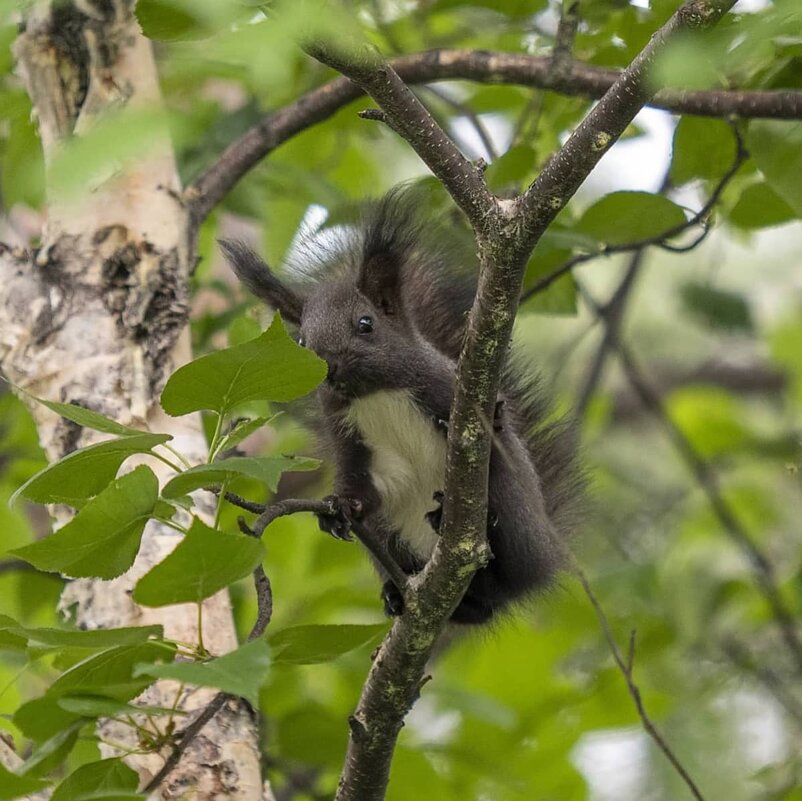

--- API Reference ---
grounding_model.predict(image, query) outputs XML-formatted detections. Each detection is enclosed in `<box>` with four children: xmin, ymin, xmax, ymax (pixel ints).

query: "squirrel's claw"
<box><xmin>493</xmin><ymin>399</ymin><xmax>505</xmax><ymax>432</ymax></box>
<box><xmin>381</xmin><ymin>580</ymin><xmax>404</xmax><ymax>617</ymax></box>
<box><xmin>433</xmin><ymin>415</ymin><xmax>449</xmax><ymax>433</ymax></box>
<box><xmin>425</xmin><ymin>490</ymin><xmax>445</xmax><ymax>532</ymax></box>
<box><xmin>316</xmin><ymin>495</ymin><xmax>354</xmax><ymax>541</ymax></box>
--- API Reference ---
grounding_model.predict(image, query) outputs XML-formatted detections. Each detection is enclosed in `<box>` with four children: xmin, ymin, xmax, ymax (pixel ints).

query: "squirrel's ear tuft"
<box><xmin>219</xmin><ymin>239</ymin><xmax>304</xmax><ymax>326</ymax></box>
<box><xmin>357</xmin><ymin>252</ymin><xmax>404</xmax><ymax>316</ymax></box>
<box><xmin>357</xmin><ymin>190</ymin><xmax>418</xmax><ymax>315</ymax></box>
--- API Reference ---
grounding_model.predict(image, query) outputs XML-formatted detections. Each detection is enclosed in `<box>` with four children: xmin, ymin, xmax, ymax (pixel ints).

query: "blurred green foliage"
<box><xmin>1</xmin><ymin>1</ymin><xmax>802</xmax><ymax>800</ymax></box>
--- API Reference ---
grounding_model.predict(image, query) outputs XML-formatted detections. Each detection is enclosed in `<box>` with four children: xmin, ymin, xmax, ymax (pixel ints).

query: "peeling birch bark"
<box><xmin>1</xmin><ymin>2</ymin><xmax>263</xmax><ymax>797</ymax></box>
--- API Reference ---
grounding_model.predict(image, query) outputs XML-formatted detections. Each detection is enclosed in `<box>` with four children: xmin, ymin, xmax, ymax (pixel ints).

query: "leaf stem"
<box><xmin>151</xmin><ymin>450</ymin><xmax>184</xmax><ymax>474</ymax></box>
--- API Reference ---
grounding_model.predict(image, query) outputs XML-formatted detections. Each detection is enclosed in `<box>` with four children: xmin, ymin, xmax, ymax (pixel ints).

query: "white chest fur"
<box><xmin>345</xmin><ymin>390</ymin><xmax>447</xmax><ymax>561</ymax></box>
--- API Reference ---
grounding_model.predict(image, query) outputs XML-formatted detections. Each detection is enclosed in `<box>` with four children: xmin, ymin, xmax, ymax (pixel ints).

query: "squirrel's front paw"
<box><xmin>425</xmin><ymin>490</ymin><xmax>445</xmax><ymax>532</ymax></box>
<box><xmin>316</xmin><ymin>495</ymin><xmax>353</xmax><ymax>541</ymax></box>
<box><xmin>493</xmin><ymin>399</ymin><xmax>505</xmax><ymax>432</ymax></box>
<box><xmin>381</xmin><ymin>580</ymin><xmax>405</xmax><ymax>617</ymax></box>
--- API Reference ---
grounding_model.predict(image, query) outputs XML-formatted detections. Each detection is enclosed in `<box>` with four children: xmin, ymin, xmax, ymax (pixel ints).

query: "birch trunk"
<box><xmin>0</xmin><ymin>2</ymin><xmax>264</xmax><ymax>797</ymax></box>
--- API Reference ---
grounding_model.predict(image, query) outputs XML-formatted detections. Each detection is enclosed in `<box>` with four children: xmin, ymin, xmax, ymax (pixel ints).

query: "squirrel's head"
<box><xmin>220</xmin><ymin>202</ymin><xmax>431</xmax><ymax>399</ymax></box>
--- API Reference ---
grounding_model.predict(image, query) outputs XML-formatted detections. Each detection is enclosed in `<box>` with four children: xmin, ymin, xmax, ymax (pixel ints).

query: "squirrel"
<box><xmin>221</xmin><ymin>188</ymin><xmax>582</xmax><ymax>625</ymax></box>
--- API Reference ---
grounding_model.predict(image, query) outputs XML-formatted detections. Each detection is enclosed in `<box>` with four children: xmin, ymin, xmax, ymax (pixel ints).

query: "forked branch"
<box><xmin>304</xmin><ymin>3</ymin><xmax>739</xmax><ymax>800</ymax></box>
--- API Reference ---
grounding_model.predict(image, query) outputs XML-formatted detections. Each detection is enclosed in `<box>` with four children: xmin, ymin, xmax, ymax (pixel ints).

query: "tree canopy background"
<box><xmin>0</xmin><ymin>1</ymin><xmax>801</xmax><ymax>800</ymax></box>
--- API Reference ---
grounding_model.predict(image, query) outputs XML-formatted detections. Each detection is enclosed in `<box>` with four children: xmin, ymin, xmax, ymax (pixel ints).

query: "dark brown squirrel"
<box><xmin>221</xmin><ymin>188</ymin><xmax>582</xmax><ymax>625</ymax></box>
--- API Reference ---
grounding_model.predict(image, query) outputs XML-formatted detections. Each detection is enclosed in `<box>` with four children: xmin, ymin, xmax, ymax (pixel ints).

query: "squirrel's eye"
<box><xmin>356</xmin><ymin>316</ymin><xmax>374</xmax><ymax>334</ymax></box>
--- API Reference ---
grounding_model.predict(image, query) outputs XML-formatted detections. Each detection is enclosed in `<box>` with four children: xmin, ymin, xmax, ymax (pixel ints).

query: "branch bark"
<box><xmin>304</xmin><ymin>3</ymin><xmax>738</xmax><ymax>800</ymax></box>
<box><xmin>304</xmin><ymin>42</ymin><xmax>495</xmax><ymax>232</ymax></box>
<box><xmin>187</xmin><ymin>42</ymin><xmax>798</xmax><ymax>226</ymax></box>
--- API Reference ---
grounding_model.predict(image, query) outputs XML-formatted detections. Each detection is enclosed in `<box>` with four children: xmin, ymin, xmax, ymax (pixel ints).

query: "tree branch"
<box><xmin>581</xmin><ymin>282</ymin><xmax>802</xmax><ymax>675</ymax></box>
<box><xmin>519</xmin><ymin>126</ymin><xmax>746</xmax><ymax>305</ymax></box>
<box><xmin>143</xmin><ymin>495</ymin><xmax>333</xmax><ymax>795</ymax></box>
<box><xmin>550</xmin><ymin>1</ymin><xmax>582</xmax><ymax>84</ymax></box>
<box><xmin>186</xmin><ymin>44</ymin><xmax>799</xmax><ymax>227</ymax></box>
<box><xmin>576</xmin><ymin>568</ymin><xmax>707</xmax><ymax>801</ymax></box>
<box><xmin>517</xmin><ymin>0</ymin><xmax>738</xmax><ymax>251</ymax></box>
<box><xmin>574</xmin><ymin>565</ymin><xmax>704</xmax><ymax>801</ymax></box>
<box><xmin>300</xmin><ymin>4</ymin><xmax>740</xmax><ymax>801</ymax></box>
<box><xmin>613</xmin><ymin>341</ymin><xmax>802</xmax><ymax>675</ymax></box>
<box><xmin>305</xmin><ymin>42</ymin><xmax>495</xmax><ymax>232</ymax></box>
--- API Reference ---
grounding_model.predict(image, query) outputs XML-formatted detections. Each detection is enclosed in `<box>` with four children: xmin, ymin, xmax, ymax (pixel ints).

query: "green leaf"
<box><xmin>0</xmin><ymin>764</ymin><xmax>49</xmax><ymax>800</ymax></box>
<box><xmin>57</xmin><ymin>695</ymin><xmax>186</xmax><ymax>719</ymax></box>
<box><xmin>667</xmin><ymin>387</ymin><xmax>751</xmax><ymax>459</ymax></box>
<box><xmin>679</xmin><ymin>282</ymin><xmax>753</xmax><ymax>333</ymax></box>
<box><xmin>1</xmin><ymin>89</ymin><xmax>45</xmax><ymax>208</ymax></box>
<box><xmin>136</xmin><ymin>0</ymin><xmax>213</xmax><ymax>41</ymax></box>
<box><xmin>271</xmin><ymin>623</ymin><xmax>388</xmax><ymax>665</ymax></box>
<box><xmin>10</xmin><ymin>466</ymin><xmax>159</xmax><ymax>579</ymax></box>
<box><xmin>20</xmin><ymin>721</ymin><xmax>82</xmax><ymax>778</ymax></box>
<box><xmin>160</xmin><ymin>314</ymin><xmax>326</xmax><ymax>417</ymax></box>
<box><xmin>747</xmin><ymin>121</ymin><xmax>802</xmax><ymax>217</ymax></box>
<box><xmin>33</xmin><ymin>397</ymin><xmax>146</xmax><ymax>437</ymax></box>
<box><xmin>51</xmin><ymin>759</ymin><xmax>139</xmax><ymax>801</ymax></box>
<box><xmin>576</xmin><ymin>191</ymin><xmax>688</xmax><ymax>246</ymax></box>
<box><xmin>161</xmin><ymin>455</ymin><xmax>320</xmax><ymax>499</ymax></box>
<box><xmin>48</xmin><ymin>642</ymin><xmax>174</xmax><ymax>700</ymax></box>
<box><xmin>485</xmin><ymin>145</ymin><xmax>536</xmax><ymax>192</ymax></box>
<box><xmin>135</xmin><ymin>638</ymin><xmax>270</xmax><ymax>706</ymax></box>
<box><xmin>227</xmin><ymin>315</ymin><xmax>263</xmax><ymax>348</ymax></box>
<box><xmin>670</xmin><ymin>117</ymin><xmax>737</xmax><ymax>185</ymax></box>
<box><xmin>521</xmin><ymin>247</ymin><xmax>577</xmax><ymax>316</ymax></box>
<box><xmin>729</xmin><ymin>182</ymin><xmax>796</xmax><ymax>229</ymax></box>
<box><xmin>276</xmin><ymin>704</ymin><xmax>347</xmax><ymax>765</ymax></box>
<box><xmin>11</xmin><ymin>433</ymin><xmax>171</xmax><ymax>507</ymax></box>
<box><xmin>14</xmin><ymin>696</ymin><xmax>83</xmax><ymax>742</ymax></box>
<box><xmin>133</xmin><ymin>518</ymin><xmax>264</xmax><ymax>607</ymax></box>
<box><xmin>28</xmin><ymin>625</ymin><xmax>162</xmax><ymax>651</ymax></box>
<box><xmin>0</xmin><ymin>613</ymin><xmax>28</xmax><ymax>651</ymax></box>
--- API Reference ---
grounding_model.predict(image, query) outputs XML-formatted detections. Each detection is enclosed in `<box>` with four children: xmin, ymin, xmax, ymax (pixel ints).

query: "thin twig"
<box><xmin>575</xmin><ymin>567</ymin><xmax>707</xmax><ymax>801</ymax></box>
<box><xmin>581</xmin><ymin>282</ymin><xmax>802</xmax><ymax>675</ymax></box>
<box><xmin>418</xmin><ymin>85</ymin><xmax>498</xmax><ymax>161</ymax></box>
<box><xmin>550</xmin><ymin>1</ymin><xmax>581</xmax><ymax>85</ymax></box>
<box><xmin>143</xmin><ymin>496</ymin><xmax>333</xmax><ymax>794</ymax></box>
<box><xmin>613</xmin><ymin>341</ymin><xmax>802</xmax><ymax>675</ymax></box>
<box><xmin>722</xmin><ymin>638</ymin><xmax>802</xmax><ymax>731</ymax></box>
<box><xmin>520</xmin><ymin>130</ymin><xmax>747</xmax><ymax>305</ymax></box>
<box><xmin>575</xmin><ymin>248</ymin><xmax>648</xmax><ymax>416</ymax></box>
<box><xmin>223</xmin><ymin>490</ymin><xmax>266</xmax><ymax>514</ymax></box>
<box><xmin>251</xmin><ymin>498</ymin><xmax>333</xmax><ymax>537</ymax></box>
<box><xmin>141</xmin><ymin>692</ymin><xmax>230</xmax><ymax>794</ymax></box>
